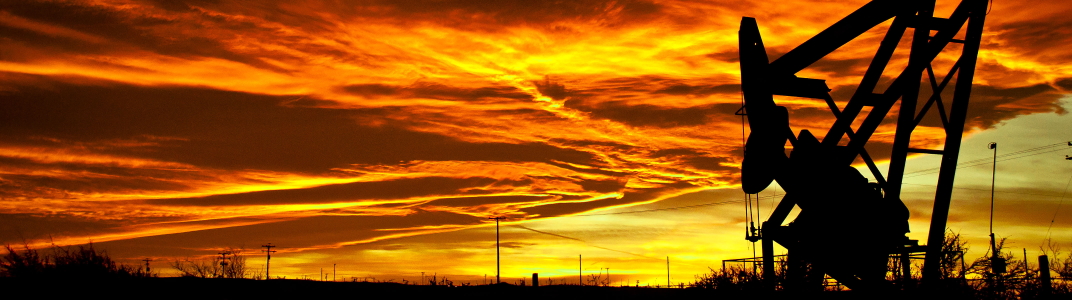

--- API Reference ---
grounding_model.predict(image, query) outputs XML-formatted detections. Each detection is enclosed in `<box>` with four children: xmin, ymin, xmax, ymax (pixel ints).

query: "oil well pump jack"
<box><xmin>737</xmin><ymin>0</ymin><xmax>987</xmax><ymax>290</ymax></box>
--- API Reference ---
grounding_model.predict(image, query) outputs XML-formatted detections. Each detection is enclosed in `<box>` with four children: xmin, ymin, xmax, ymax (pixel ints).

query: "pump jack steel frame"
<box><xmin>737</xmin><ymin>0</ymin><xmax>987</xmax><ymax>289</ymax></box>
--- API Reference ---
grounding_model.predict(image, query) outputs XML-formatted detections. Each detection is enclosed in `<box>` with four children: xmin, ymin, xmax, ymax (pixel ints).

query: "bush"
<box><xmin>0</xmin><ymin>243</ymin><xmax>150</xmax><ymax>278</ymax></box>
<box><xmin>689</xmin><ymin>266</ymin><xmax>765</xmax><ymax>291</ymax></box>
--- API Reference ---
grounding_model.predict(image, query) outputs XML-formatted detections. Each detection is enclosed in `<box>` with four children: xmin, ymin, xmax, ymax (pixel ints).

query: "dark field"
<box><xmin>0</xmin><ymin>277</ymin><xmax>988</xmax><ymax>300</ymax></box>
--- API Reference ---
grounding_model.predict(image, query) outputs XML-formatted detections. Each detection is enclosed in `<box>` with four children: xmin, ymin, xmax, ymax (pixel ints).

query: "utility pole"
<box><xmin>666</xmin><ymin>256</ymin><xmax>670</xmax><ymax>288</ymax></box>
<box><xmin>218</xmin><ymin>251</ymin><xmax>231</xmax><ymax>278</ymax></box>
<box><xmin>142</xmin><ymin>258</ymin><xmax>152</xmax><ymax>274</ymax></box>
<box><xmin>988</xmin><ymin>142</ymin><xmax>1005</xmax><ymax>276</ymax></box>
<box><xmin>333</xmin><ymin>263</ymin><xmax>336</xmax><ymax>282</ymax></box>
<box><xmin>489</xmin><ymin>216</ymin><xmax>506</xmax><ymax>283</ymax></box>
<box><xmin>262</xmin><ymin>243</ymin><xmax>276</xmax><ymax>280</ymax></box>
<box><xmin>578</xmin><ymin>254</ymin><xmax>582</xmax><ymax>286</ymax></box>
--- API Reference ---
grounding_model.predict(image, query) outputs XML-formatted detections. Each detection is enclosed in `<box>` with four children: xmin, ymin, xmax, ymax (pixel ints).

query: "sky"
<box><xmin>1</xmin><ymin>0</ymin><xmax>1071</xmax><ymax>285</ymax></box>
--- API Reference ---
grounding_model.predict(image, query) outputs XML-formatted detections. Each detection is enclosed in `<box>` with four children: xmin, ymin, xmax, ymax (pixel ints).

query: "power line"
<box><xmin>573</xmin><ymin>199</ymin><xmax>748</xmax><ymax>217</ymax></box>
<box><xmin>562</xmin><ymin>143</ymin><xmax>1068</xmax><ymax>225</ymax></box>
<box><xmin>1046</xmin><ymin>167</ymin><xmax>1072</xmax><ymax>240</ymax></box>
<box><xmin>513</xmin><ymin>225</ymin><xmax>661</xmax><ymax>261</ymax></box>
<box><xmin>939</xmin><ymin>142</ymin><xmax>1064</xmax><ymax>167</ymax></box>
<box><xmin>900</xmin><ymin>182</ymin><xmax>1072</xmax><ymax>198</ymax></box>
<box><xmin>906</xmin><ymin>143</ymin><xmax>1063</xmax><ymax>175</ymax></box>
<box><xmin>904</xmin><ymin>143</ymin><xmax>1068</xmax><ymax>178</ymax></box>
<box><xmin>572</xmin><ymin>144</ymin><xmax>1066</xmax><ymax>218</ymax></box>
<box><xmin>512</xmin><ymin>225</ymin><xmax>708</xmax><ymax>268</ymax></box>
<box><xmin>906</xmin><ymin>146</ymin><xmax>1067</xmax><ymax>178</ymax></box>
<box><xmin>568</xmin><ymin>189</ymin><xmax>795</xmax><ymax>218</ymax></box>
<box><xmin>901</xmin><ymin>142</ymin><xmax>1072</xmax><ymax>242</ymax></box>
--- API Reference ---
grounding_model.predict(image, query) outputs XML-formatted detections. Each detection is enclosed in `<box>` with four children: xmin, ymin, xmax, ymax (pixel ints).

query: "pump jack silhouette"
<box><xmin>737</xmin><ymin>0</ymin><xmax>988</xmax><ymax>290</ymax></box>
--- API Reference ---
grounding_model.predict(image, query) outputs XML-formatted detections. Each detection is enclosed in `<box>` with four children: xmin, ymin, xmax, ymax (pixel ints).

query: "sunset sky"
<box><xmin>1</xmin><ymin>0</ymin><xmax>1071</xmax><ymax>285</ymax></box>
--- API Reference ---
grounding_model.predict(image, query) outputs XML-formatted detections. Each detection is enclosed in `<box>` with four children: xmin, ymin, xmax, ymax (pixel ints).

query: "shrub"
<box><xmin>689</xmin><ymin>265</ymin><xmax>765</xmax><ymax>291</ymax></box>
<box><xmin>0</xmin><ymin>243</ymin><xmax>150</xmax><ymax>278</ymax></box>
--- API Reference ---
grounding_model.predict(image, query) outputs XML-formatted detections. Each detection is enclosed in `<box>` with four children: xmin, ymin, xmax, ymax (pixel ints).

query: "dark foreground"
<box><xmin>0</xmin><ymin>277</ymin><xmax>999</xmax><ymax>300</ymax></box>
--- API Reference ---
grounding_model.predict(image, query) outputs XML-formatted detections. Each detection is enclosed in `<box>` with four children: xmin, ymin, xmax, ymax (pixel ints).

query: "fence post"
<box><xmin>1039</xmin><ymin>255</ymin><xmax>1052</xmax><ymax>295</ymax></box>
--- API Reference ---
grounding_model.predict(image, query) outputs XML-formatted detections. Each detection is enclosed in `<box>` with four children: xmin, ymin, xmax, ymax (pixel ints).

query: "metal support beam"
<box><xmin>762</xmin><ymin>221</ymin><xmax>776</xmax><ymax>286</ymax></box>
<box><xmin>886</xmin><ymin>0</ymin><xmax>935</xmax><ymax>200</ymax></box>
<box><xmin>821</xmin><ymin>14</ymin><xmax>909</xmax><ymax>149</ymax></box>
<box><xmin>922</xmin><ymin>0</ymin><xmax>988</xmax><ymax>282</ymax></box>
<box><xmin>770</xmin><ymin>0</ymin><xmax>909</xmax><ymax>76</ymax></box>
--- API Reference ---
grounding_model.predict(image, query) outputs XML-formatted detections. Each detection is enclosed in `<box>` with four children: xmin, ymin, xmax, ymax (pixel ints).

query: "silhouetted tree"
<box><xmin>219</xmin><ymin>248</ymin><xmax>247</xmax><ymax>279</ymax></box>
<box><xmin>170</xmin><ymin>247</ymin><xmax>248</xmax><ymax>278</ymax></box>
<box><xmin>171</xmin><ymin>257</ymin><xmax>216</xmax><ymax>278</ymax></box>
<box><xmin>939</xmin><ymin>230</ymin><xmax>969</xmax><ymax>280</ymax></box>
<box><xmin>967</xmin><ymin>237</ymin><xmax>1040</xmax><ymax>299</ymax></box>
<box><xmin>0</xmin><ymin>244</ymin><xmax>46</xmax><ymax>277</ymax></box>
<box><xmin>1044</xmin><ymin>241</ymin><xmax>1072</xmax><ymax>279</ymax></box>
<box><xmin>1</xmin><ymin>243</ymin><xmax>150</xmax><ymax>278</ymax></box>
<box><xmin>586</xmin><ymin>268</ymin><xmax>611</xmax><ymax>287</ymax></box>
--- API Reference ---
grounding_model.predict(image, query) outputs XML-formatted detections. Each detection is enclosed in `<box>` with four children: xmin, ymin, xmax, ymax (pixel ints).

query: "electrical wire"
<box><xmin>573</xmin><ymin>199</ymin><xmax>748</xmax><ymax>217</ymax></box>
<box><xmin>900</xmin><ymin>182</ymin><xmax>1072</xmax><ymax>198</ymax></box>
<box><xmin>904</xmin><ymin>143</ymin><xmax>1068</xmax><ymax>178</ymax></box>
<box><xmin>767</xmin><ymin>184</ymin><xmax>778</xmax><ymax>220</ymax></box>
<box><xmin>574</xmin><ymin>144</ymin><xmax>1066</xmax><ymax>218</ymax></box>
<box><xmin>1045</xmin><ymin>143</ymin><xmax>1072</xmax><ymax>240</ymax></box>
<box><xmin>1044</xmin><ymin>173</ymin><xmax>1072</xmax><ymax>241</ymax></box>
<box><xmin>903</xmin><ymin>142</ymin><xmax>1064</xmax><ymax>176</ymax></box>
<box><xmin>511</xmin><ymin>225</ymin><xmax>708</xmax><ymax>268</ymax></box>
<box><xmin>907</xmin><ymin>142</ymin><xmax>1064</xmax><ymax>173</ymax></box>
<box><xmin>569</xmin><ymin>191</ymin><xmax>791</xmax><ymax>218</ymax></box>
